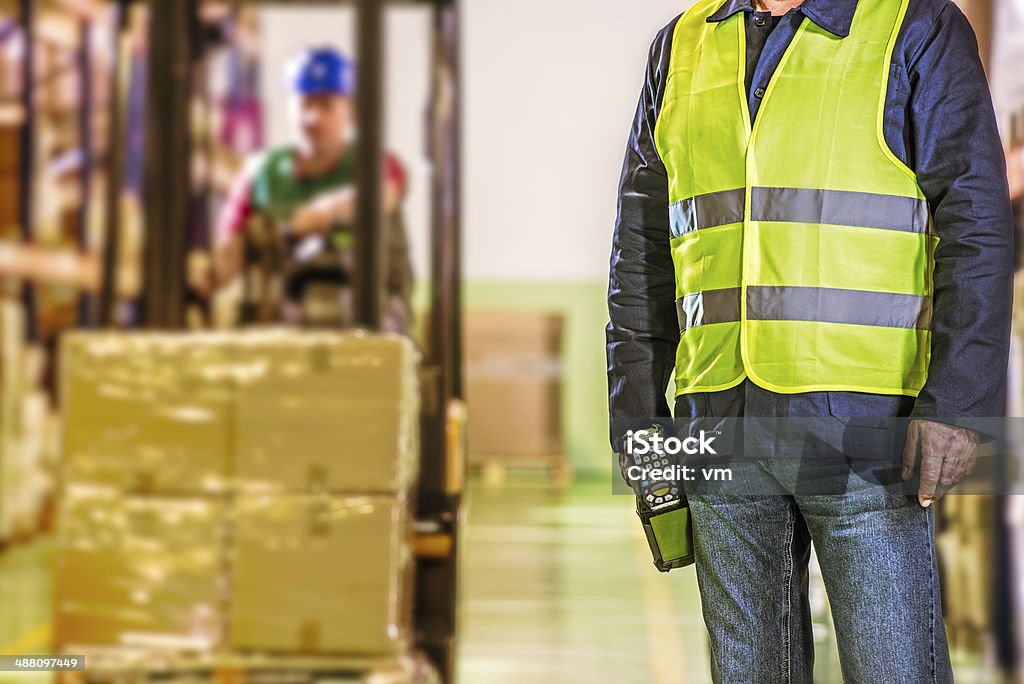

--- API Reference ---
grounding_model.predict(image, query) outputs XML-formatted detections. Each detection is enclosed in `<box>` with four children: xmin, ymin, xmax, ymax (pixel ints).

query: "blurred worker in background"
<box><xmin>213</xmin><ymin>46</ymin><xmax>413</xmax><ymax>332</ymax></box>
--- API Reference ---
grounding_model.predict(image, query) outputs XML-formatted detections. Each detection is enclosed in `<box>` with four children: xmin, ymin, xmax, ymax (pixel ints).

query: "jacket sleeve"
<box><xmin>906</xmin><ymin>3</ymin><xmax>1015</xmax><ymax>426</ymax></box>
<box><xmin>606</xmin><ymin>20</ymin><xmax>680</xmax><ymax>452</ymax></box>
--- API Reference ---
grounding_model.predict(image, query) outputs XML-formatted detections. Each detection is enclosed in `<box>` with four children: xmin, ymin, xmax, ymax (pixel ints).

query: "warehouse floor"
<box><xmin>0</xmin><ymin>480</ymin><xmax>992</xmax><ymax>684</ymax></box>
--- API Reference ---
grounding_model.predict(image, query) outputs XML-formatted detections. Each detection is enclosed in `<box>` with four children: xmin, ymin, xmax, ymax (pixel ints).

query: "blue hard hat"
<box><xmin>286</xmin><ymin>47</ymin><xmax>353</xmax><ymax>96</ymax></box>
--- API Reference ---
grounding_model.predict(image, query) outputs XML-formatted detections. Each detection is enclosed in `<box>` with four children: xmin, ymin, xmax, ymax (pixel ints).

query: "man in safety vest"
<box><xmin>213</xmin><ymin>47</ymin><xmax>413</xmax><ymax>331</ymax></box>
<box><xmin>608</xmin><ymin>0</ymin><xmax>1013</xmax><ymax>680</ymax></box>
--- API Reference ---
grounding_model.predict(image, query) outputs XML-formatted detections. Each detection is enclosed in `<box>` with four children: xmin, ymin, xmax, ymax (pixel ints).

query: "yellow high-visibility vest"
<box><xmin>656</xmin><ymin>0</ymin><xmax>935</xmax><ymax>397</ymax></box>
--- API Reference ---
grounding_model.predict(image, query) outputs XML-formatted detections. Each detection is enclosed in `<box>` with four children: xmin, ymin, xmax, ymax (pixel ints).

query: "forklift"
<box><xmin>134</xmin><ymin>1</ymin><xmax>464</xmax><ymax>680</ymax></box>
<box><xmin>7</xmin><ymin>0</ymin><xmax>465</xmax><ymax>681</ymax></box>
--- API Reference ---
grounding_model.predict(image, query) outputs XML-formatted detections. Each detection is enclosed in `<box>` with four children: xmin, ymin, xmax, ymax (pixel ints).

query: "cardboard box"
<box><xmin>463</xmin><ymin>311</ymin><xmax>563</xmax><ymax>460</ymax></box>
<box><xmin>53</xmin><ymin>489</ymin><xmax>225</xmax><ymax>649</ymax></box>
<box><xmin>61</xmin><ymin>334</ymin><xmax>234</xmax><ymax>493</ymax></box>
<box><xmin>466</xmin><ymin>373</ymin><xmax>561</xmax><ymax>458</ymax></box>
<box><xmin>234</xmin><ymin>332</ymin><xmax>419</xmax><ymax>493</ymax></box>
<box><xmin>229</xmin><ymin>493</ymin><xmax>411</xmax><ymax>656</ymax></box>
<box><xmin>61</xmin><ymin>330</ymin><xmax>420</xmax><ymax>493</ymax></box>
<box><xmin>464</xmin><ymin>310</ymin><xmax>562</xmax><ymax>359</ymax></box>
<box><xmin>0</xmin><ymin>300</ymin><xmax>24</xmax><ymax>541</ymax></box>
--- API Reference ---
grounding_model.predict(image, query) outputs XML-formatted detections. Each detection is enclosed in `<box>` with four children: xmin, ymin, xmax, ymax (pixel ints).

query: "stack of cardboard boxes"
<box><xmin>57</xmin><ymin>335</ymin><xmax>236</xmax><ymax>649</ymax></box>
<box><xmin>230</xmin><ymin>332</ymin><xmax>417</xmax><ymax>656</ymax></box>
<box><xmin>935</xmin><ymin>496</ymin><xmax>996</xmax><ymax>658</ymax></box>
<box><xmin>56</xmin><ymin>330</ymin><xmax>423</xmax><ymax>676</ymax></box>
<box><xmin>463</xmin><ymin>311</ymin><xmax>564</xmax><ymax>471</ymax></box>
<box><xmin>0</xmin><ymin>300</ymin><xmax>54</xmax><ymax>544</ymax></box>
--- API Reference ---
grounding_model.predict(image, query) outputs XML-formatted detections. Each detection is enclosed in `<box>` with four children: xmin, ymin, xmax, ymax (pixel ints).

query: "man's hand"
<box><xmin>290</xmin><ymin>175</ymin><xmax>403</xmax><ymax>237</ymax></box>
<box><xmin>291</xmin><ymin>187</ymin><xmax>357</xmax><ymax>236</ymax></box>
<box><xmin>901</xmin><ymin>419</ymin><xmax>979</xmax><ymax>507</ymax></box>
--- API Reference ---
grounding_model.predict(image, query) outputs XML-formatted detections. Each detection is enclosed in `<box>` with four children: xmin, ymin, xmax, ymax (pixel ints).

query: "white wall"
<box><xmin>260</xmin><ymin>1</ymin><xmax>691</xmax><ymax>285</ymax></box>
<box><xmin>461</xmin><ymin>0</ymin><xmax>690</xmax><ymax>281</ymax></box>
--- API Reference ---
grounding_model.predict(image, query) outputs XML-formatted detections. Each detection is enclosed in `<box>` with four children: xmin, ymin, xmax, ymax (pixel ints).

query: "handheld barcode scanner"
<box><xmin>627</xmin><ymin>425</ymin><xmax>695</xmax><ymax>572</ymax></box>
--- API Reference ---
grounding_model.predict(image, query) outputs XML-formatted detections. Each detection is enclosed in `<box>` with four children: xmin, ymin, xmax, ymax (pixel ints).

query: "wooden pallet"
<box><xmin>469</xmin><ymin>454</ymin><xmax>573</xmax><ymax>487</ymax></box>
<box><xmin>52</xmin><ymin>649</ymin><xmax>440</xmax><ymax>684</ymax></box>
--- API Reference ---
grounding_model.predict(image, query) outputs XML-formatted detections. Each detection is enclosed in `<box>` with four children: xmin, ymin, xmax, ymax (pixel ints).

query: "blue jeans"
<box><xmin>686</xmin><ymin>456</ymin><xmax>952</xmax><ymax>683</ymax></box>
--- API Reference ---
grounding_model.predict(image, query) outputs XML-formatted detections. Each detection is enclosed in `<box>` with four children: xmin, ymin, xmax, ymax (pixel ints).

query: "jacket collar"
<box><xmin>706</xmin><ymin>0</ymin><xmax>857</xmax><ymax>38</ymax></box>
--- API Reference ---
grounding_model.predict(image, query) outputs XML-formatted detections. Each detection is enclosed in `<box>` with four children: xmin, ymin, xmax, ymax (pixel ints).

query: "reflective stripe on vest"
<box><xmin>677</xmin><ymin>287</ymin><xmax>932</xmax><ymax>332</ymax></box>
<box><xmin>670</xmin><ymin>188</ymin><xmax>930</xmax><ymax>238</ymax></box>
<box><xmin>656</xmin><ymin>0</ymin><xmax>934</xmax><ymax>396</ymax></box>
